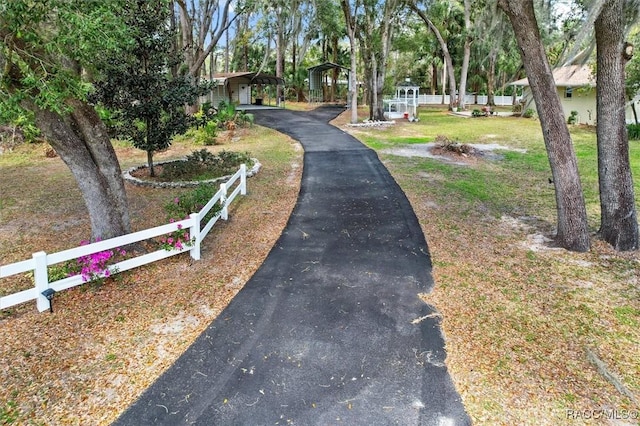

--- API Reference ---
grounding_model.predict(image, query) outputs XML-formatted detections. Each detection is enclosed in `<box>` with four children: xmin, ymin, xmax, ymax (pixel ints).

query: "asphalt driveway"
<box><xmin>114</xmin><ymin>106</ymin><xmax>471</xmax><ymax>425</ymax></box>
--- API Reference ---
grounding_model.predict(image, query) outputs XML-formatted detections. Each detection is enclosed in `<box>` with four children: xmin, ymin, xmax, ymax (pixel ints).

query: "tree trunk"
<box><xmin>487</xmin><ymin>47</ymin><xmax>498</xmax><ymax>106</ymax></box>
<box><xmin>458</xmin><ymin>0</ymin><xmax>472</xmax><ymax>110</ymax></box>
<box><xmin>176</xmin><ymin>0</ymin><xmax>194</xmax><ymax>72</ymax></box>
<box><xmin>370</xmin><ymin>52</ymin><xmax>378</xmax><ymax>120</ymax></box>
<box><xmin>442</xmin><ymin>60</ymin><xmax>447</xmax><ymax>105</ymax></box>
<box><xmin>373</xmin><ymin>0</ymin><xmax>397</xmax><ymax>121</ymax></box>
<box><xmin>341</xmin><ymin>0</ymin><xmax>359</xmax><ymax>124</ymax></box>
<box><xmin>332</xmin><ymin>36</ymin><xmax>339</xmax><ymax>102</ymax></box>
<box><xmin>374</xmin><ymin>65</ymin><xmax>385</xmax><ymax>121</ymax></box>
<box><xmin>498</xmin><ymin>0</ymin><xmax>590</xmax><ymax>252</ymax></box>
<box><xmin>147</xmin><ymin>150</ymin><xmax>155</xmax><ymax>178</ymax></box>
<box><xmin>411</xmin><ymin>3</ymin><xmax>457</xmax><ymax>110</ymax></box>
<box><xmin>458</xmin><ymin>40</ymin><xmax>470</xmax><ymax>110</ymax></box>
<box><xmin>169</xmin><ymin>3</ymin><xmax>179</xmax><ymax>78</ymax></box>
<box><xmin>33</xmin><ymin>103</ymin><xmax>131</xmax><ymax>241</ymax></box>
<box><xmin>66</xmin><ymin>99</ymin><xmax>131</xmax><ymax>235</ymax></box>
<box><xmin>359</xmin><ymin>14</ymin><xmax>374</xmax><ymax>120</ymax></box>
<box><xmin>595</xmin><ymin>0</ymin><xmax>639</xmax><ymax>251</ymax></box>
<box><xmin>432</xmin><ymin>63</ymin><xmax>438</xmax><ymax>95</ymax></box>
<box><xmin>276</xmin><ymin>9</ymin><xmax>284</xmax><ymax>104</ymax></box>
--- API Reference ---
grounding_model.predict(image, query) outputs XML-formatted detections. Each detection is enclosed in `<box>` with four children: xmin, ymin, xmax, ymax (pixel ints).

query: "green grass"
<box><xmin>373</xmin><ymin>108</ymin><xmax>640</xmax><ymax>231</ymax></box>
<box><xmin>0</xmin><ymin>144</ymin><xmax>48</xmax><ymax>167</ymax></box>
<box><xmin>351</xmin><ymin>106</ymin><xmax>640</xmax><ymax>423</ymax></box>
<box><xmin>613</xmin><ymin>306</ymin><xmax>640</xmax><ymax>327</ymax></box>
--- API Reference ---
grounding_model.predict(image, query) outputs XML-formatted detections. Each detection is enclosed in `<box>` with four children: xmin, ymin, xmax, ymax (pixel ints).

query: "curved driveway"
<box><xmin>114</xmin><ymin>106</ymin><xmax>470</xmax><ymax>425</ymax></box>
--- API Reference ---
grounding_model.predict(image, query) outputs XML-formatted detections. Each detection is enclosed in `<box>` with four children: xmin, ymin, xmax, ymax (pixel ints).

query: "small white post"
<box><xmin>240</xmin><ymin>164</ymin><xmax>247</xmax><ymax>195</ymax></box>
<box><xmin>220</xmin><ymin>182</ymin><xmax>228</xmax><ymax>220</ymax></box>
<box><xmin>33</xmin><ymin>251</ymin><xmax>50</xmax><ymax>312</ymax></box>
<box><xmin>189</xmin><ymin>213</ymin><xmax>201</xmax><ymax>261</ymax></box>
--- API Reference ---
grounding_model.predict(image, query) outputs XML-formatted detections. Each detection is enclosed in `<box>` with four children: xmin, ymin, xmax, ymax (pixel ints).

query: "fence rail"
<box><xmin>392</xmin><ymin>94</ymin><xmax>518</xmax><ymax>106</ymax></box>
<box><xmin>0</xmin><ymin>164</ymin><xmax>248</xmax><ymax>313</ymax></box>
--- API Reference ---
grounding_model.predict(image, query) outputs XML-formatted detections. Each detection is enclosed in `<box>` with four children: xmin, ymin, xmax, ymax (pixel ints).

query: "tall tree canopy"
<box><xmin>1</xmin><ymin>0</ymin><xmax>638</xmax><ymax>252</ymax></box>
<box><xmin>0</xmin><ymin>0</ymin><xmax>132</xmax><ymax>240</ymax></box>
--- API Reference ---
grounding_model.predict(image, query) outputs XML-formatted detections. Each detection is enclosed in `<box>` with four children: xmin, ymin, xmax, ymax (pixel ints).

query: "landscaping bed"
<box><xmin>0</xmin><ymin>125</ymin><xmax>303</xmax><ymax>424</ymax></box>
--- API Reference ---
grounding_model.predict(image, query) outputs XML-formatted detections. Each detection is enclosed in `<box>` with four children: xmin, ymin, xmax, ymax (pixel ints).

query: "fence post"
<box><xmin>220</xmin><ymin>182</ymin><xmax>228</xmax><ymax>220</ymax></box>
<box><xmin>240</xmin><ymin>164</ymin><xmax>247</xmax><ymax>195</ymax></box>
<box><xmin>33</xmin><ymin>251</ymin><xmax>50</xmax><ymax>312</ymax></box>
<box><xmin>189</xmin><ymin>213</ymin><xmax>201</xmax><ymax>261</ymax></box>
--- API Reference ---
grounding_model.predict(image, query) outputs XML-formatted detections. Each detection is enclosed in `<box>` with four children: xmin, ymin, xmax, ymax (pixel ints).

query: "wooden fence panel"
<box><xmin>0</xmin><ymin>164</ymin><xmax>248</xmax><ymax>312</ymax></box>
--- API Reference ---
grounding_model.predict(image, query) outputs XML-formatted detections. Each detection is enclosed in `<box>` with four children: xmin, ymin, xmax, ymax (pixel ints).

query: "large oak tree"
<box><xmin>595</xmin><ymin>0</ymin><xmax>639</xmax><ymax>250</ymax></box>
<box><xmin>498</xmin><ymin>0</ymin><xmax>590</xmax><ymax>252</ymax></box>
<box><xmin>0</xmin><ymin>0</ymin><xmax>132</xmax><ymax>240</ymax></box>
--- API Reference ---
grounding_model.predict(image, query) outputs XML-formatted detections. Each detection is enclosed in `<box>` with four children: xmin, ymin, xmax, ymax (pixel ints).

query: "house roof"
<box><xmin>396</xmin><ymin>80</ymin><xmax>419</xmax><ymax>89</ymax></box>
<box><xmin>307</xmin><ymin>62</ymin><xmax>349</xmax><ymax>73</ymax></box>
<box><xmin>511</xmin><ymin>65</ymin><xmax>595</xmax><ymax>87</ymax></box>
<box><xmin>212</xmin><ymin>72</ymin><xmax>284</xmax><ymax>85</ymax></box>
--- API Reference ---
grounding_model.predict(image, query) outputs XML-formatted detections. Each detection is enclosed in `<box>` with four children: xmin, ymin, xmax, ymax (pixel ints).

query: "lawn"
<box><xmin>1</xmin><ymin>105</ymin><xmax>639</xmax><ymax>425</ymax></box>
<box><xmin>337</xmin><ymin>106</ymin><xmax>640</xmax><ymax>425</ymax></box>
<box><xmin>0</xmin><ymin>125</ymin><xmax>303</xmax><ymax>424</ymax></box>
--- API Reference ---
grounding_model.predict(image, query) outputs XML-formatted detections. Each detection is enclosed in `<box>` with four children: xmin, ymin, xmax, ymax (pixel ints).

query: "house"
<box><xmin>511</xmin><ymin>65</ymin><xmax>637</xmax><ymax>125</ymax></box>
<box><xmin>204</xmin><ymin>72</ymin><xmax>285</xmax><ymax>107</ymax></box>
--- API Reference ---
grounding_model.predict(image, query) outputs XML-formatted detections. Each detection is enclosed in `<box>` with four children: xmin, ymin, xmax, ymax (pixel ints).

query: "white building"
<box><xmin>511</xmin><ymin>65</ymin><xmax>638</xmax><ymax>125</ymax></box>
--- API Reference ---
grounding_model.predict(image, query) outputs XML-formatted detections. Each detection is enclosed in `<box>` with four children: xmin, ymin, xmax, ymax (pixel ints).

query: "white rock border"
<box><xmin>123</xmin><ymin>158</ymin><xmax>262</xmax><ymax>188</ymax></box>
<box><xmin>346</xmin><ymin>120</ymin><xmax>396</xmax><ymax>127</ymax></box>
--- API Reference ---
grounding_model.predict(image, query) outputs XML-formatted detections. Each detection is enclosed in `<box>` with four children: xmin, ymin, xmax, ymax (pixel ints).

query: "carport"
<box><xmin>207</xmin><ymin>72</ymin><xmax>285</xmax><ymax>107</ymax></box>
<box><xmin>307</xmin><ymin>62</ymin><xmax>350</xmax><ymax>104</ymax></box>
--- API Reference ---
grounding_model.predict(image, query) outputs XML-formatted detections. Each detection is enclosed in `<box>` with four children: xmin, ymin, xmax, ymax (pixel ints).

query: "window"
<box><xmin>565</xmin><ymin>87</ymin><xmax>573</xmax><ymax>99</ymax></box>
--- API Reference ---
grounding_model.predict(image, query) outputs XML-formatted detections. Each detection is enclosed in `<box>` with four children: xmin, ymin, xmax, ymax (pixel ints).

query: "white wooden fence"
<box><xmin>0</xmin><ymin>164</ymin><xmax>248</xmax><ymax>313</ymax></box>
<box><xmin>402</xmin><ymin>94</ymin><xmax>517</xmax><ymax>106</ymax></box>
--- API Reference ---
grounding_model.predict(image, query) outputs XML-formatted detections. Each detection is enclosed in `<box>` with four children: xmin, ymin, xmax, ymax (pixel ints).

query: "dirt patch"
<box><xmin>381</xmin><ymin>141</ymin><xmax>524</xmax><ymax>166</ymax></box>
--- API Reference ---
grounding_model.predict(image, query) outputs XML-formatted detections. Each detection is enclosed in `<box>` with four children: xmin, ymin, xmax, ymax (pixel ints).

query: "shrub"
<box><xmin>236</xmin><ymin>110</ymin><xmax>254</xmax><ymax>127</ymax></box>
<box><xmin>75</xmin><ymin>242</ymin><xmax>125</xmax><ymax>284</ymax></box>
<box><xmin>472</xmin><ymin>109</ymin><xmax>483</xmax><ymax>117</ymax></box>
<box><xmin>523</xmin><ymin>108</ymin><xmax>535</xmax><ymax>118</ymax></box>
<box><xmin>162</xmin><ymin>184</ymin><xmax>225</xmax><ymax>250</ymax></box>
<box><xmin>627</xmin><ymin>123</ymin><xmax>640</xmax><ymax>140</ymax></box>
<box><xmin>215</xmin><ymin>100</ymin><xmax>237</xmax><ymax>128</ymax></box>
<box><xmin>159</xmin><ymin>222</ymin><xmax>193</xmax><ymax>251</ymax></box>
<box><xmin>44</xmin><ymin>241</ymin><xmax>126</xmax><ymax>286</ymax></box>
<box><xmin>217</xmin><ymin>150</ymin><xmax>252</xmax><ymax>166</ymax></box>
<box><xmin>193</xmin><ymin>121</ymin><xmax>219</xmax><ymax>145</ymax></box>
<box><xmin>567</xmin><ymin>110</ymin><xmax>578</xmax><ymax>125</ymax></box>
<box><xmin>47</xmin><ymin>262</ymin><xmax>78</xmax><ymax>282</ymax></box>
<box><xmin>159</xmin><ymin>149</ymin><xmax>253</xmax><ymax>182</ymax></box>
<box><xmin>164</xmin><ymin>183</ymin><xmax>223</xmax><ymax>223</ymax></box>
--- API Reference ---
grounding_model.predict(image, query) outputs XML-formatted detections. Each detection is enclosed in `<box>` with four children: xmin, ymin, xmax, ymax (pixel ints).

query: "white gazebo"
<box><xmin>384</xmin><ymin>78</ymin><xmax>420</xmax><ymax>120</ymax></box>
